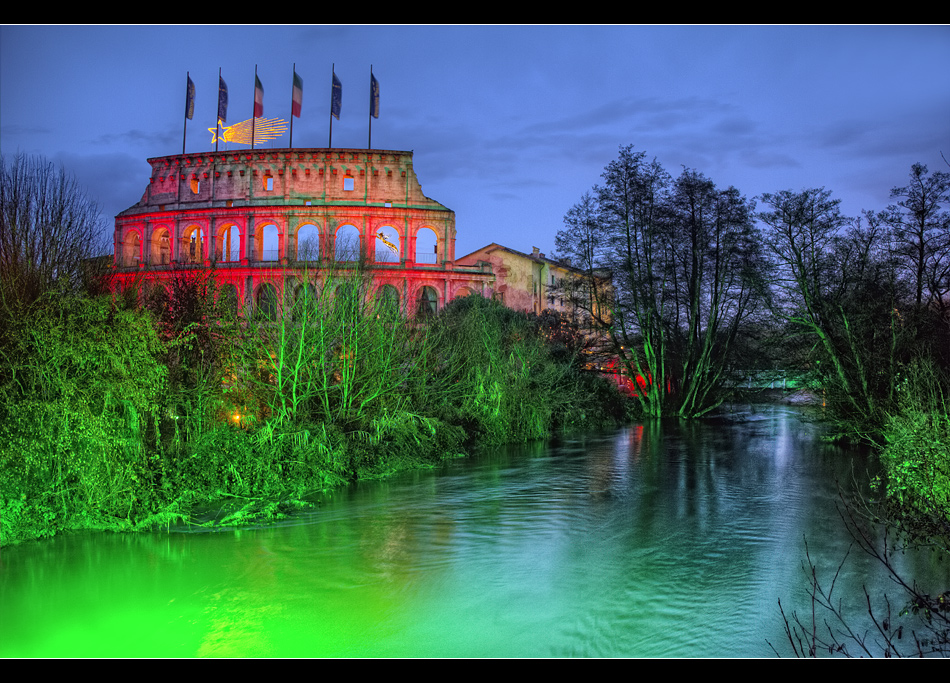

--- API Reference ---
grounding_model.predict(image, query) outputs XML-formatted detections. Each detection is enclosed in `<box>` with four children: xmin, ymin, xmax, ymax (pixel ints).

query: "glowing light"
<box><xmin>376</xmin><ymin>230</ymin><xmax>398</xmax><ymax>254</ymax></box>
<box><xmin>209</xmin><ymin>117</ymin><xmax>288</xmax><ymax>145</ymax></box>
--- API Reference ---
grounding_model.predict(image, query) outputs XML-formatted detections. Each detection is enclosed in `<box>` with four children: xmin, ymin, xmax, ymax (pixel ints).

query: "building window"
<box><xmin>378</xmin><ymin>285</ymin><xmax>400</xmax><ymax>319</ymax></box>
<box><xmin>343</xmin><ymin>177</ymin><xmax>355</xmax><ymax>191</ymax></box>
<box><xmin>417</xmin><ymin>286</ymin><xmax>438</xmax><ymax>318</ymax></box>
<box><xmin>256</xmin><ymin>283</ymin><xmax>280</xmax><ymax>321</ymax></box>
<box><xmin>264</xmin><ymin>175</ymin><xmax>274</xmax><ymax>191</ymax></box>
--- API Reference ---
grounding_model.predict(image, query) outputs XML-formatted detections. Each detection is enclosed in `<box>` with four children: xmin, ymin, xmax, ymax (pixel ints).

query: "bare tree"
<box><xmin>556</xmin><ymin>145</ymin><xmax>769</xmax><ymax>417</ymax></box>
<box><xmin>880</xmin><ymin>163</ymin><xmax>950</xmax><ymax>312</ymax></box>
<box><xmin>759</xmin><ymin>189</ymin><xmax>905</xmax><ymax>435</ymax></box>
<box><xmin>0</xmin><ymin>153</ymin><xmax>110</xmax><ymax>309</ymax></box>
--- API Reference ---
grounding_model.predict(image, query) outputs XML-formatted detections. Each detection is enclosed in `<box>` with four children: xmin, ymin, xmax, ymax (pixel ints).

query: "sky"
<box><xmin>2</xmin><ymin>25</ymin><xmax>949</xmax><ymax>260</ymax></box>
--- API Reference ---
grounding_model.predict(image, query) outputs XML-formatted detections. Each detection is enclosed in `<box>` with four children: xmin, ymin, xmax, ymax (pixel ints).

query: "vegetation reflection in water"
<box><xmin>3</xmin><ymin>407</ymin><xmax>947</xmax><ymax>657</ymax></box>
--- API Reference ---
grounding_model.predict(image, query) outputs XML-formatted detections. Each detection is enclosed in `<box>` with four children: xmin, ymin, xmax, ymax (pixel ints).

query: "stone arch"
<box><xmin>181</xmin><ymin>224</ymin><xmax>206</xmax><ymax>264</ymax></box>
<box><xmin>150</xmin><ymin>226</ymin><xmax>172</xmax><ymax>265</ymax></box>
<box><xmin>215</xmin><ymin>223</ymin><xmax>242</xmax><ymax>263</ymax></box>
<box><xmin>295</xmin><ymin>222</ymin><xmax>321</xmax><ymax>262</ymax></box>
<box><xmin>377</xmin><ymin>283</ymin><xmax>401</xmax><ymax>318</ymax></box>
<box><xmin>219</xmin><ymin>283</ymin><xmax>239</xmax><ymax>315</ymax></box>
<box><xmin>255</xmin><ymin>221</ymin><xmax>280</xmax><ymax>262</ymax></box>
<box><xmin>122</xmin><ymin>228</ymin><xmax>142</xmax><ymax>267</ymax></box>
<box><xmin>255</xmin><ymin>281</ymin><xmax>280</xmax><ymax>320</ymax></box>
<box><xmin>415</xmin><ymin>284</ymin><xmax>439</xmax><ymax>318</ymax></box>
<box><xmin>374</xmin><ymin>225</ymin><xmax>400</xmax><ymax>263</ymax></box>
<box><xmin>292</xmin><ymin>280</ymin><xmax>321</xmax><ymax>320</ymax></box>
<box><xmin>334</xmin><ymin>280</ymin><xmax>365</xmax><ymax>317</ymax></box>
<box><xmin>335</xmin><ymin>224</ymin><xmax>361</xmax><ymax>262</ymax></box>
<box><xmin>453</xmin><ymin>286</ymin><xmax>476</xmax><ymax>300</ymax></box>
<box><xmin>415</xmin><ymin>227</ymin><xmax>438</xmax><ymax>264</ymax></box>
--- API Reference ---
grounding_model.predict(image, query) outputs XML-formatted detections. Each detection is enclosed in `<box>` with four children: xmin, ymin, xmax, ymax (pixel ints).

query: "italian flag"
<box><xmin>254</xmin><ymin>75</ymin><xmax>264</xmax><ymax>117</ymax></box>
<box><xmin>292</xmin><ymin>71</ymin><xmax>303</xmax><ymax>118</ymax></box>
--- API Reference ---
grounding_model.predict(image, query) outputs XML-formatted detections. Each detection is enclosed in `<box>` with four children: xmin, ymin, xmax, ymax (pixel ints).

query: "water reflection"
<box><xmin>1</xmin><ymin>406</ymin><xmax>947</xmax><ymax>657</ymax></box>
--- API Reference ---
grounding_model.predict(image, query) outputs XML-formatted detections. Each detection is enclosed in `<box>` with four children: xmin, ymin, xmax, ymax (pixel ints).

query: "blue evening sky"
<box><xmin>1</xmin><ymin>25</ymin><xmax>948</xmax><ymax>259</ymax></box>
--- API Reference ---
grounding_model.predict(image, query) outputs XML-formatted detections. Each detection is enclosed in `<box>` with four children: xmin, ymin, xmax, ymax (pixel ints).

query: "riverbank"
<box><xmin>0</xmin><ymin>291</ymin><xmax>632</xmax><ymax>548</ymax></box>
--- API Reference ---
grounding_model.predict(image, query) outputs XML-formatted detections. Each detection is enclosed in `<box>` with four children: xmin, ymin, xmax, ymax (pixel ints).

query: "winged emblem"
<box><xmin>209</xmin><ymin>117</ymin><xmax>288</xmax><ymax>145</ymax></box>
<box><xmin>376</xmin><ymin>230</ymin><xmax>398</xmax><ymax>254</ymax></box>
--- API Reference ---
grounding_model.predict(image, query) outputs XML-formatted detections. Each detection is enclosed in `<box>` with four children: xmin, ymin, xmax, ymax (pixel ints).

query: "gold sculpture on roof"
<box><xmin>209</xmin><ymin>117</ymin><xmax>288</xmax><ymax>145</ymax></box>
<box><xmin>376</xmin><ymin>230</ymin><xmax>398</xmax><ymax>254</ymax></box>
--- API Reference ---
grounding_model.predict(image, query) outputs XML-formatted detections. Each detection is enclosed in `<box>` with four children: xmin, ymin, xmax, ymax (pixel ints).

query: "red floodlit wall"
<box><xmin>112</xmin><ymin>148</ymin><xmax>496</xmax><ymax>315</ymax></box>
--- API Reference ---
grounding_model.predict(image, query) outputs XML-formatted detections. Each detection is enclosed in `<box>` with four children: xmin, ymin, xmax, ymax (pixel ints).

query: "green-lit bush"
<box><xmin>0</xmin><ymin>278</ymin><xmax>631</xmax><ymax>547</ymax></box>
<box><xmin>878</xmin><ymin>359</ymin><xmax>950</xmax><ymax>527</ymax></box>
<box><xmin>0</xmin><ymin>293</ymin><xmax>167</xmax><ymax>543</ymax></box>
<box><xmin>419</xmin><ymin>296</ymin><xmax>627</xmax><ymax>444</ymax></box>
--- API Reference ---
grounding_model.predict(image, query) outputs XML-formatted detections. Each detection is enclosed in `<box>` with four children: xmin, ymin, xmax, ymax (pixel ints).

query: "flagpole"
<box><xmin>251</xmin><ymin>65</ymin><xmax>258</xmax><ymax>150</ymax></box>
<box><xmin>289</xmin><ymin>63</ymin><xmax>296</xmax><ymax>149</ymax></box>
<box><xmin>216</xmin><ymin>68</ymin><xmax>222</xmax><ymax>153</ymax></box>
<box><xmin>368</xmin><ymin>65</ymin><xmax>373</xmax><ymax>149</ymax></box>
<box><xmin>329</xmin><ymin>64</ymin><xmax>335</xmax><ymax>148</ymax></box>
<box><xmin>183</xmin><ymin>72</ymin><xmax>193</xmax><ymax>156</ymax></box>
<box><xmin>216</xmin><ymin>68</ymin><xmax>227</xmax><ymax>153</ymax></box>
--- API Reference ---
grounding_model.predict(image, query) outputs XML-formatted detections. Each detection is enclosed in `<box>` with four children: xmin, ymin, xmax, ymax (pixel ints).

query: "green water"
<box><xmin>2</xmin><ymin>406</ymin><xmax>947</xmax><ymax>657</ymax></box>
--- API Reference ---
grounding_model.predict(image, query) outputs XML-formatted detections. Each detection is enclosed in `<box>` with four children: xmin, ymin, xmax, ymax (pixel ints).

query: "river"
<box><xmin>1</xmin><ymin>405</ymin><xmax>947</xmax><ymax>657</ymax></box>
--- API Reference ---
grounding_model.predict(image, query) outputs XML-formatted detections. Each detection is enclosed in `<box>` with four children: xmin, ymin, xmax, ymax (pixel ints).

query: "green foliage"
<box><xmin>878</xmin><ymin>359</ymin><xmax>950</xmax><ymax>526</ymax></box>
<box><xmin>0</xmin><ymin>272</ymin><xmax>629</xmax><ymax>547</ymax></box>
<box><xmin>0</xmin><ymin>293</ymin><xmax>167</xmax><ymax>543</ymax></box>
<box><xmin>421</xmin><ymin>295</ymin><xmax>627</xmax><ymax>443</ymax></box>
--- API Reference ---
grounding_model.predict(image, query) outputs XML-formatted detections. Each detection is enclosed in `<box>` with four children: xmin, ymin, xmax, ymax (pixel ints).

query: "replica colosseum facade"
<box><xmin>112</xmin><ymin>148</ymin><xmax>496</xmax><ymax>315</ymax></box>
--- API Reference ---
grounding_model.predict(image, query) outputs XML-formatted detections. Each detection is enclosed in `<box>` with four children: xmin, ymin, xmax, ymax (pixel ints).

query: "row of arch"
<box><xmin>136</xmin><ymin>277</ymin><xmax>479</xmax><ymax>319</ymax></box>
<box><xmin>118</xmin><ymin>220</ymin><xmax>444</xmax><ymax>268</ymax></box>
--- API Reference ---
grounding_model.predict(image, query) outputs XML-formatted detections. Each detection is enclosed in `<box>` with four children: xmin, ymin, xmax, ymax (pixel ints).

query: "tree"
<box><xmin>555</xmin><ymin>145</ymin><xmax>769</xmax><ymax>417</ymax></box>
<box><xmin>0</xmin><ymin>153</ymin><xmax>110</xmax><ymax>309</ymax></box>
<box><xmin>758</xmin><ymin>188</ymin><xmax>903</xmax><ymax>434</ymax></box>
<box><xmin>880</xmin><ymin>163</ymin><xmax>950</xmax><ymax>311</ymax></box>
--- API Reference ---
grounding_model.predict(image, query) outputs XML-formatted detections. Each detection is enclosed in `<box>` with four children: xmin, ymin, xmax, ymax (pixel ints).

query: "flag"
<box><xmin>254</xmin><ymin>75</ymin><xmax>264</xmax><ymax>118</ymax></box>
<box><xmin>185</xmin><ymin>75</ymin><xmax>195</xmax><ymax>120</ymax></box>
<box><xmin>331</xmin><ymin>72</ymin><xmax>342</xmax><ymax>120</ymax></box>
<box><xmin>218</xmin><ymin>75</ymin><xmax>229</xmax><ymax>123</ymax></box>
<box><xmin>369</xmin><ymin>72</ymin><xmax>379</xmax><ymax>119</ymax></box>
<box><xmin>292</xmin><ymin>71</ymin><xmax>303</xmax><ymax>118</ymax></box>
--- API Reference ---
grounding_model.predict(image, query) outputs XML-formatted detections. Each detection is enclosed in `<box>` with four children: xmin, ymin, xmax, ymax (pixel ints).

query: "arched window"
<box><xmin>151</xmin><ymin>227</ymin><xmax>171</xmax><ymax>265</ymax></box>
<box><xmin>335</xmin><ymin>281</ymin><xmax>364</xmax><ymax>318</ymax></box>
<box><xmin>296</xmin><ymin>223</ymin><xmax>321</xmax><ymax>262</ymax></box>
<box><xmin>293</xmin><ymin>282</ymin><xmax>319</xmax><ymax>320</ymax></box>
<box><xmin>256</xmin><ymin>282</ymin><xmax>280</xmax><ymax>320</ymax></box>
<box><xmin>219</xmin><ymin>283</ymin><xmax>239</xmax><ymax>316</ymax></box>
<box><xmin>335</xmin><ymin>225</ymin><xmax>361</xmax><ymax>262</ymax></box>
<box><xmin>216</xmin><ymin>224</ymin><xmax>241</xmax><ymax>262</ymax></box>
<box><xmin>377</xmin><ymin>284</ymin><xmax>400</xmax><ymax>319</ymax></box>
<box><xmin>415</xmin><ymin>227</ymin><xmax>438</xmax><ymax>264</ymax></box>
<box><xmin>183</xmin><ymin>225</ymin><xmax>205</xmax><ymax>264</ymax></box>
<box><xmin>417</xmin><ymin>286</ymin><xmax>438</xmax><ymax>317</ymax></box>
<box><xmin>375</xmin><ymin>226</ymin><xmax>400</xmax><ymax>263</ymax></box>
<box><xmin>123</xmin><ymin>230</ymin><xmax>142</xmax><ymax>267</ymax></box>
<box><xmin>258</xmin><ymin>223</ymin><xmax>279</xmax><ymax>262</ymax></box>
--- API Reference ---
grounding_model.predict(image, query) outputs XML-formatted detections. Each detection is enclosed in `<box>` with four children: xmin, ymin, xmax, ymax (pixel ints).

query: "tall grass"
<box><xmin>878</xmin><ymin>359</ymin><xmax>950</xmax><ymax>528</ymax></box>
<box><xmin>0</xmin><ymin>272</ymin><xmax>629</xmax><ymax>547</ymax></box>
